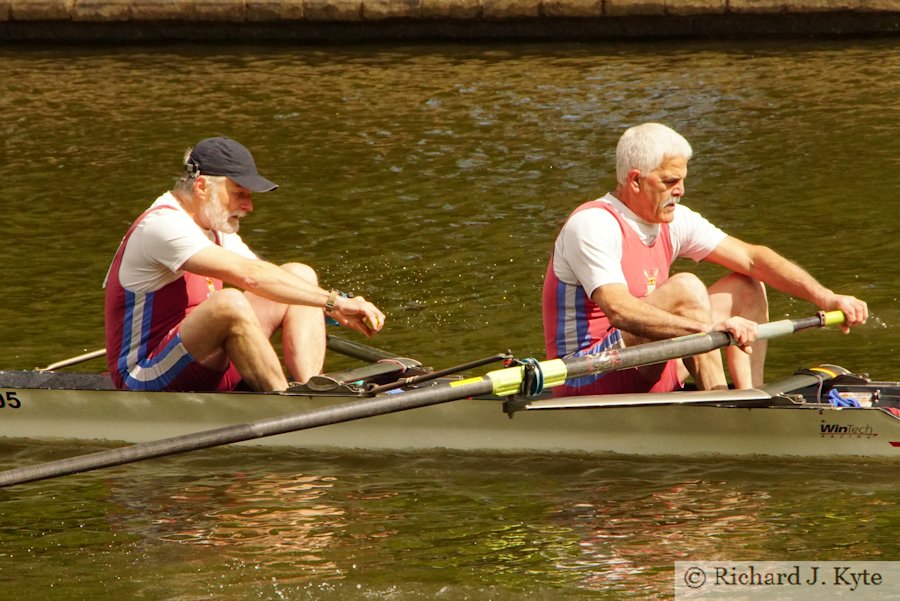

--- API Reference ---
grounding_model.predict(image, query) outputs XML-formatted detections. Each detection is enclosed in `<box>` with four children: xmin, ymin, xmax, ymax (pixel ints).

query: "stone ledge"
<box><xmin>2</xmin><ymin>0</ymin><xmax>900</xmax><ymax>39</ymax></box>
<box><xmin>420</xmin><ymin>0</ymin><xmax>481</xmax><ymax>19</ymax></box>
<box><xmin>728</xmin><ymin>0</ymin><xmax>900</xmax><ymax>13</ymax></box>
<box><xmin>9</xmin><ymin>0</ymin><xmax>75</xmax><ymax>21</ymax></box>
<box><xmin>4</xmin><ymin>0</ymin><xmax>900</xmax><ymax>23</ymax></box>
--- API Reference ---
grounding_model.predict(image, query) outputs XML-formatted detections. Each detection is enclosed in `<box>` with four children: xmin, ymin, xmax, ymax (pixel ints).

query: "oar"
<box><xmin>38</xmin><ymin>349</ymin><xmax>107</xmax><ymax>372</ymax></box>
<box><xmin>0</xmin><ymin>311</ymin><xmax>844</xmax><ymax>488</ymax></box>
<box><xmin>35</xmin><ymin>335</ymin><xmax>399</xmax><ymax>374</ymax></box>
<box><xmin>324</xmin><ymin>334</ymin><xmax>400</xmax><ymax>363</ymax></box>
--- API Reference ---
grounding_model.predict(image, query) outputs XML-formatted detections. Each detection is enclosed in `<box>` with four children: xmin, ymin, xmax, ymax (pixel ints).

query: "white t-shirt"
<box><xmin>115</xmin><ymin>192</ymin><xmax>257</xmax><ymax>293</ymax></box>
<box><xmin>553</xmin><ymin>193</ymin><xmax>727</xmax><ymax>298</ymax></box>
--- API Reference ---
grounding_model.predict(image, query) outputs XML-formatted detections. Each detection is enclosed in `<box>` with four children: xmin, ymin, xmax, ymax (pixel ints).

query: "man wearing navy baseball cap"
<box><xmin>185</xmin><ymin>136</ymin><xmax>278</xmax><ymax>193</ymax></box>
<box><xmin>104</xmin><ymin>137</ymin><xmax>385</xmax><ymax>392</ymax></box>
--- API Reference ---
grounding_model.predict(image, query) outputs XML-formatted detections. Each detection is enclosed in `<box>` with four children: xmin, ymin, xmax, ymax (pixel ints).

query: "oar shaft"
<box><xmin>570</xmin><ymin>310</ymin><xmax>842</xmax><ymax>381</ymax></box>
<box><xmin>325</xmin><ymin>335</ymin><xmax>400</xmax><ymax>363</ymax></box>
<box><xmin>36</xmin><ymin>334</ymin><xmax>397</xmax><ymax>373</ymax></box>
<box><xmin>39</xmin><ymin>348</ymin><xmax>107</xmax><ymax>372</ymax></box>
<box><xmin>0</xmin><ymin>377</ymin><xmax>494</xmax><ymax>488</ymax></box>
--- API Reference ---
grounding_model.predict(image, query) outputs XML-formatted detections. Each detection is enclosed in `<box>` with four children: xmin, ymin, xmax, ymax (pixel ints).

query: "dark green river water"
<box><xmin>1</xmin><ymin>39</ymin><xmax>899</xmax><ymax>599</ymax></box>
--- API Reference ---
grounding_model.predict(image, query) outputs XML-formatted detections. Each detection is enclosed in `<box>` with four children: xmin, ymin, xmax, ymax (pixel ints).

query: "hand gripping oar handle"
<box><xmin>487</xmin><ymin>310</ymin><xmax>845</xmax><ymax>395</ymax></box>
<box><xmin>0</xmin><ymin>312</ymin><xmax>843</xmax><ymax>488</ymax></box>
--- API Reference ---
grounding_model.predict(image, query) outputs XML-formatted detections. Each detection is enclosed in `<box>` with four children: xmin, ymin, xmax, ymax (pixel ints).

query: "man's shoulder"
<box><xmin>136</xmin><ymin>214</ymin><xmax>201</xmax><ymax>252</ymax></box>
<box><xmin>671</xmin><ymin>203</ymin><xmax>701</xmax><ymax>218</ymax></box>
<box><xmin>561</xmin><ymin>198</ymin><xmax>621</xmax><ymax>236</ymax></box>
<box><xmin>561</xmin><ymin>209</ymin><xmax>618</xmax><ymax>244</ymax></box>
<box><xmin>567</xmin><ymin>197</ymin><xmax>619</xmax><ymax>223</ymax></box>
<box><xmin>140</xmin><ymin>196</ymin><xmax>198</xmax><ymax>232</ymax></box>
<box><xmin>134</xmin><ymin>202</ymin><xmax>210</xmax><ymax>257</ymax></box>
<box><xmin>146</xmin><ymin>191</ymin><xmax>180</xmax><ymax>210</ymax></box>
<box><xmin>668</xmin><ymin>204</ymin><xmax>727</xmax><ymax>257</ymax></box>
<box><xmin>670</xmin><ymin>204</ymin><xmax>718</xmax><ymax>231</ymax></box>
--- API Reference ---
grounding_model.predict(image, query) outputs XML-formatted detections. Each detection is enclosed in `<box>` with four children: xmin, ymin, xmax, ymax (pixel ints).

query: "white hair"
<box><xmin>615</xmin><ymin>123</ymin><xmax>693</xmax><ymax>184</ymax></box>
<box><xmin>173</xmin><ymin>174</ymin><xmax>227</xmax><ymax>196</ymax></box>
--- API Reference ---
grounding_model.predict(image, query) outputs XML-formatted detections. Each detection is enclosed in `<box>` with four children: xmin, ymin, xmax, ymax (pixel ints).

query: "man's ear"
<box><xmin>193</xmin><ymin>174</ymin><xmax>209</xmax><ymax>197</ymax></box>
<box><xmin>629</xmin><ymin>170</ymin><xmax>641</xmax><ymax>191</ymax></box>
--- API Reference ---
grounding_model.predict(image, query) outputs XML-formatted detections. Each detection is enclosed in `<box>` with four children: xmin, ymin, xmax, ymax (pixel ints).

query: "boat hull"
<box><xmin>2</xmin><ymin>382</ymin><xmax>899</xmax><ymax>459</ymax></box>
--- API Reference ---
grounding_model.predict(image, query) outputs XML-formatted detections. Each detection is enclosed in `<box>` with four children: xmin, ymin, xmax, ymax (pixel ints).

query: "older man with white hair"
<box><xmin>543</xmin><ymin>123</ymin><xmax>867</xmax><ymax>396</ymax></box>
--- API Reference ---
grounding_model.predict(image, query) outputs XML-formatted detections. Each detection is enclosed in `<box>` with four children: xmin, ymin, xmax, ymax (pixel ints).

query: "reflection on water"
<box><xmin>2</xmin><ymin>442</ymin><xmax>899</xmax><ymax>600</ymax></box>
<box><xmin>2</xmin><ymin>40</ymin><xmax>900</xmax><ymax>599</ymax></box>
<box><xmin>555</xmin><ymin>480</ymin><xmax>772</xmax><ymax>594</ymax></box>
<box><xmin>155</xmin><ymin>475</ymin><xmax>343</xmax><ymax>551</ymax></box>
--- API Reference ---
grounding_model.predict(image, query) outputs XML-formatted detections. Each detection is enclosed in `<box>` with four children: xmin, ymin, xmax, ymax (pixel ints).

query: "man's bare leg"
<box><xmin>179</xmin><ymin>288</ymin><xmax>289</xmax><ymax>391</ymax></box>
<box><xmin>245</xmin><ymin>262</ymin><xmax>326</xmax><ymax>384</ymax></box>
<box><xmin>709</xmin><ymin>273</ymin><xmax>768</xmax><ymax>388</ymax></box>
<box><xmin>623</xmin><ymin>272</ymin><xmax>729</xmax><ymax>390</ymax></box>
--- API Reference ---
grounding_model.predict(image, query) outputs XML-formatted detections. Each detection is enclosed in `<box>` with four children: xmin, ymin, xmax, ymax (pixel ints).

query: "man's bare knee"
<box><xmin>282</xmin><ymin>262</ymin><xmax>318</xmax><ymax>285</ymax></box>
<box><xmin>208</xmin><ymin>289</ymin><xmax>259</xmax><ymax>327</ymax></box>
<box><xmin>710</xmin><ymin>273</ymin><xmax>768</xmax><ymax>322</ymax></box>
<box><xmin>731</xmin><ymin>274</ymin><xmax>767</xmax><ymax>306</ymax></box>
<box><xmin>659</xmin><ymin>273</ymin><xmax>713</xmax><ymax>317</ymax></box>
<box><xmin>713</xmin><ymin>272</ymin><xmax>764</xmax><ymax>295</ymax></box>
<box><xmin>665</xmin><ymin>272</ymin><xmax>708</xmax><ymax>297</ymax></box>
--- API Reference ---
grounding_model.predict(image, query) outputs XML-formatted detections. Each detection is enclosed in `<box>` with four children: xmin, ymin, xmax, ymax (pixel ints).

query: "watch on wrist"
<box><xmin>324</xmin><ymin>289</ymin><xmax>340</xmax><ymax>313</ymax></box>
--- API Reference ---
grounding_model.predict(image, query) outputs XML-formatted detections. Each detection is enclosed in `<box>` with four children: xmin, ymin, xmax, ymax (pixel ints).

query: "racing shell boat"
<box><xmin>1</xmin><ymin>359</ymin><xmax>899</xmax><ymax>460</ymax></box>
<box><xmin>0</xmin><ymin>312</ymin><xmax>898</xmax><ymax>489</ymax></box>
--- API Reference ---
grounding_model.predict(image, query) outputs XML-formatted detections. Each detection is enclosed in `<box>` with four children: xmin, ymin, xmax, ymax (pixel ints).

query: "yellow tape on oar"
<box><xmin>486</xmin><ymin>359</ymin><xmax>568</xmax><ymax>397</ymax></box>
<box><xmin>449</xmin><ymin>377</ymin><xmax>485</xmax><ymax>388</ymax></box>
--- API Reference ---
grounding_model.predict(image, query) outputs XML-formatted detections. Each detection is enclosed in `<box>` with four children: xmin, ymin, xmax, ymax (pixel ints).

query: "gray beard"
<box><xmin>203</xmin><ymin>187</ymin><xmax>241</xmax><ymax>234</ymax></box>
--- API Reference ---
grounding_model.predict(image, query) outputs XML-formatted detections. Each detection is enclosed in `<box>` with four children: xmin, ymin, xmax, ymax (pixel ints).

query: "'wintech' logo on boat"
<box><xmin>820</xmin><ymin>421</ymin><xmax>878</xmax><ymax>439</ymax></box>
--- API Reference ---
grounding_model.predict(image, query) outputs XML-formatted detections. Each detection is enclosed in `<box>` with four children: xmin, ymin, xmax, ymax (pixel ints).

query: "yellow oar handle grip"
<box><xmin>821</xmin><ymin>310</ymin><xmax>846</xmax><ymax>327</ymax></box>
<box><xmin>759</xmin><ymin>310</ymin><xmax>846</xmax><ymax>339</ymax></box>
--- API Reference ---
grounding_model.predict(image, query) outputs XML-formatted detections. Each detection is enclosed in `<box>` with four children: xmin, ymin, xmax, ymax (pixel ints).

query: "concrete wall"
<box><xmin>2</xmin><ymin>0</ymin><xmax>899</xmax><ymax>41</ymax></box>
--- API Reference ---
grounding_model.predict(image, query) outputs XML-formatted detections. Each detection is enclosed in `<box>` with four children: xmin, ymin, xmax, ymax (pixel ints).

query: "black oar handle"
<box><xmin>325</xmin><ymin>334</ymin><xmax>403</xmax><ymax>363</ymax></box>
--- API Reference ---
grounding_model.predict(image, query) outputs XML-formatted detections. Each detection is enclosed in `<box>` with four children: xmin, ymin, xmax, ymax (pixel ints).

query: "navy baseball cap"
<box><xmin>186</xmin><ymin>137</ymin><xmax>278</xmax><ymax>193</ymax></box>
